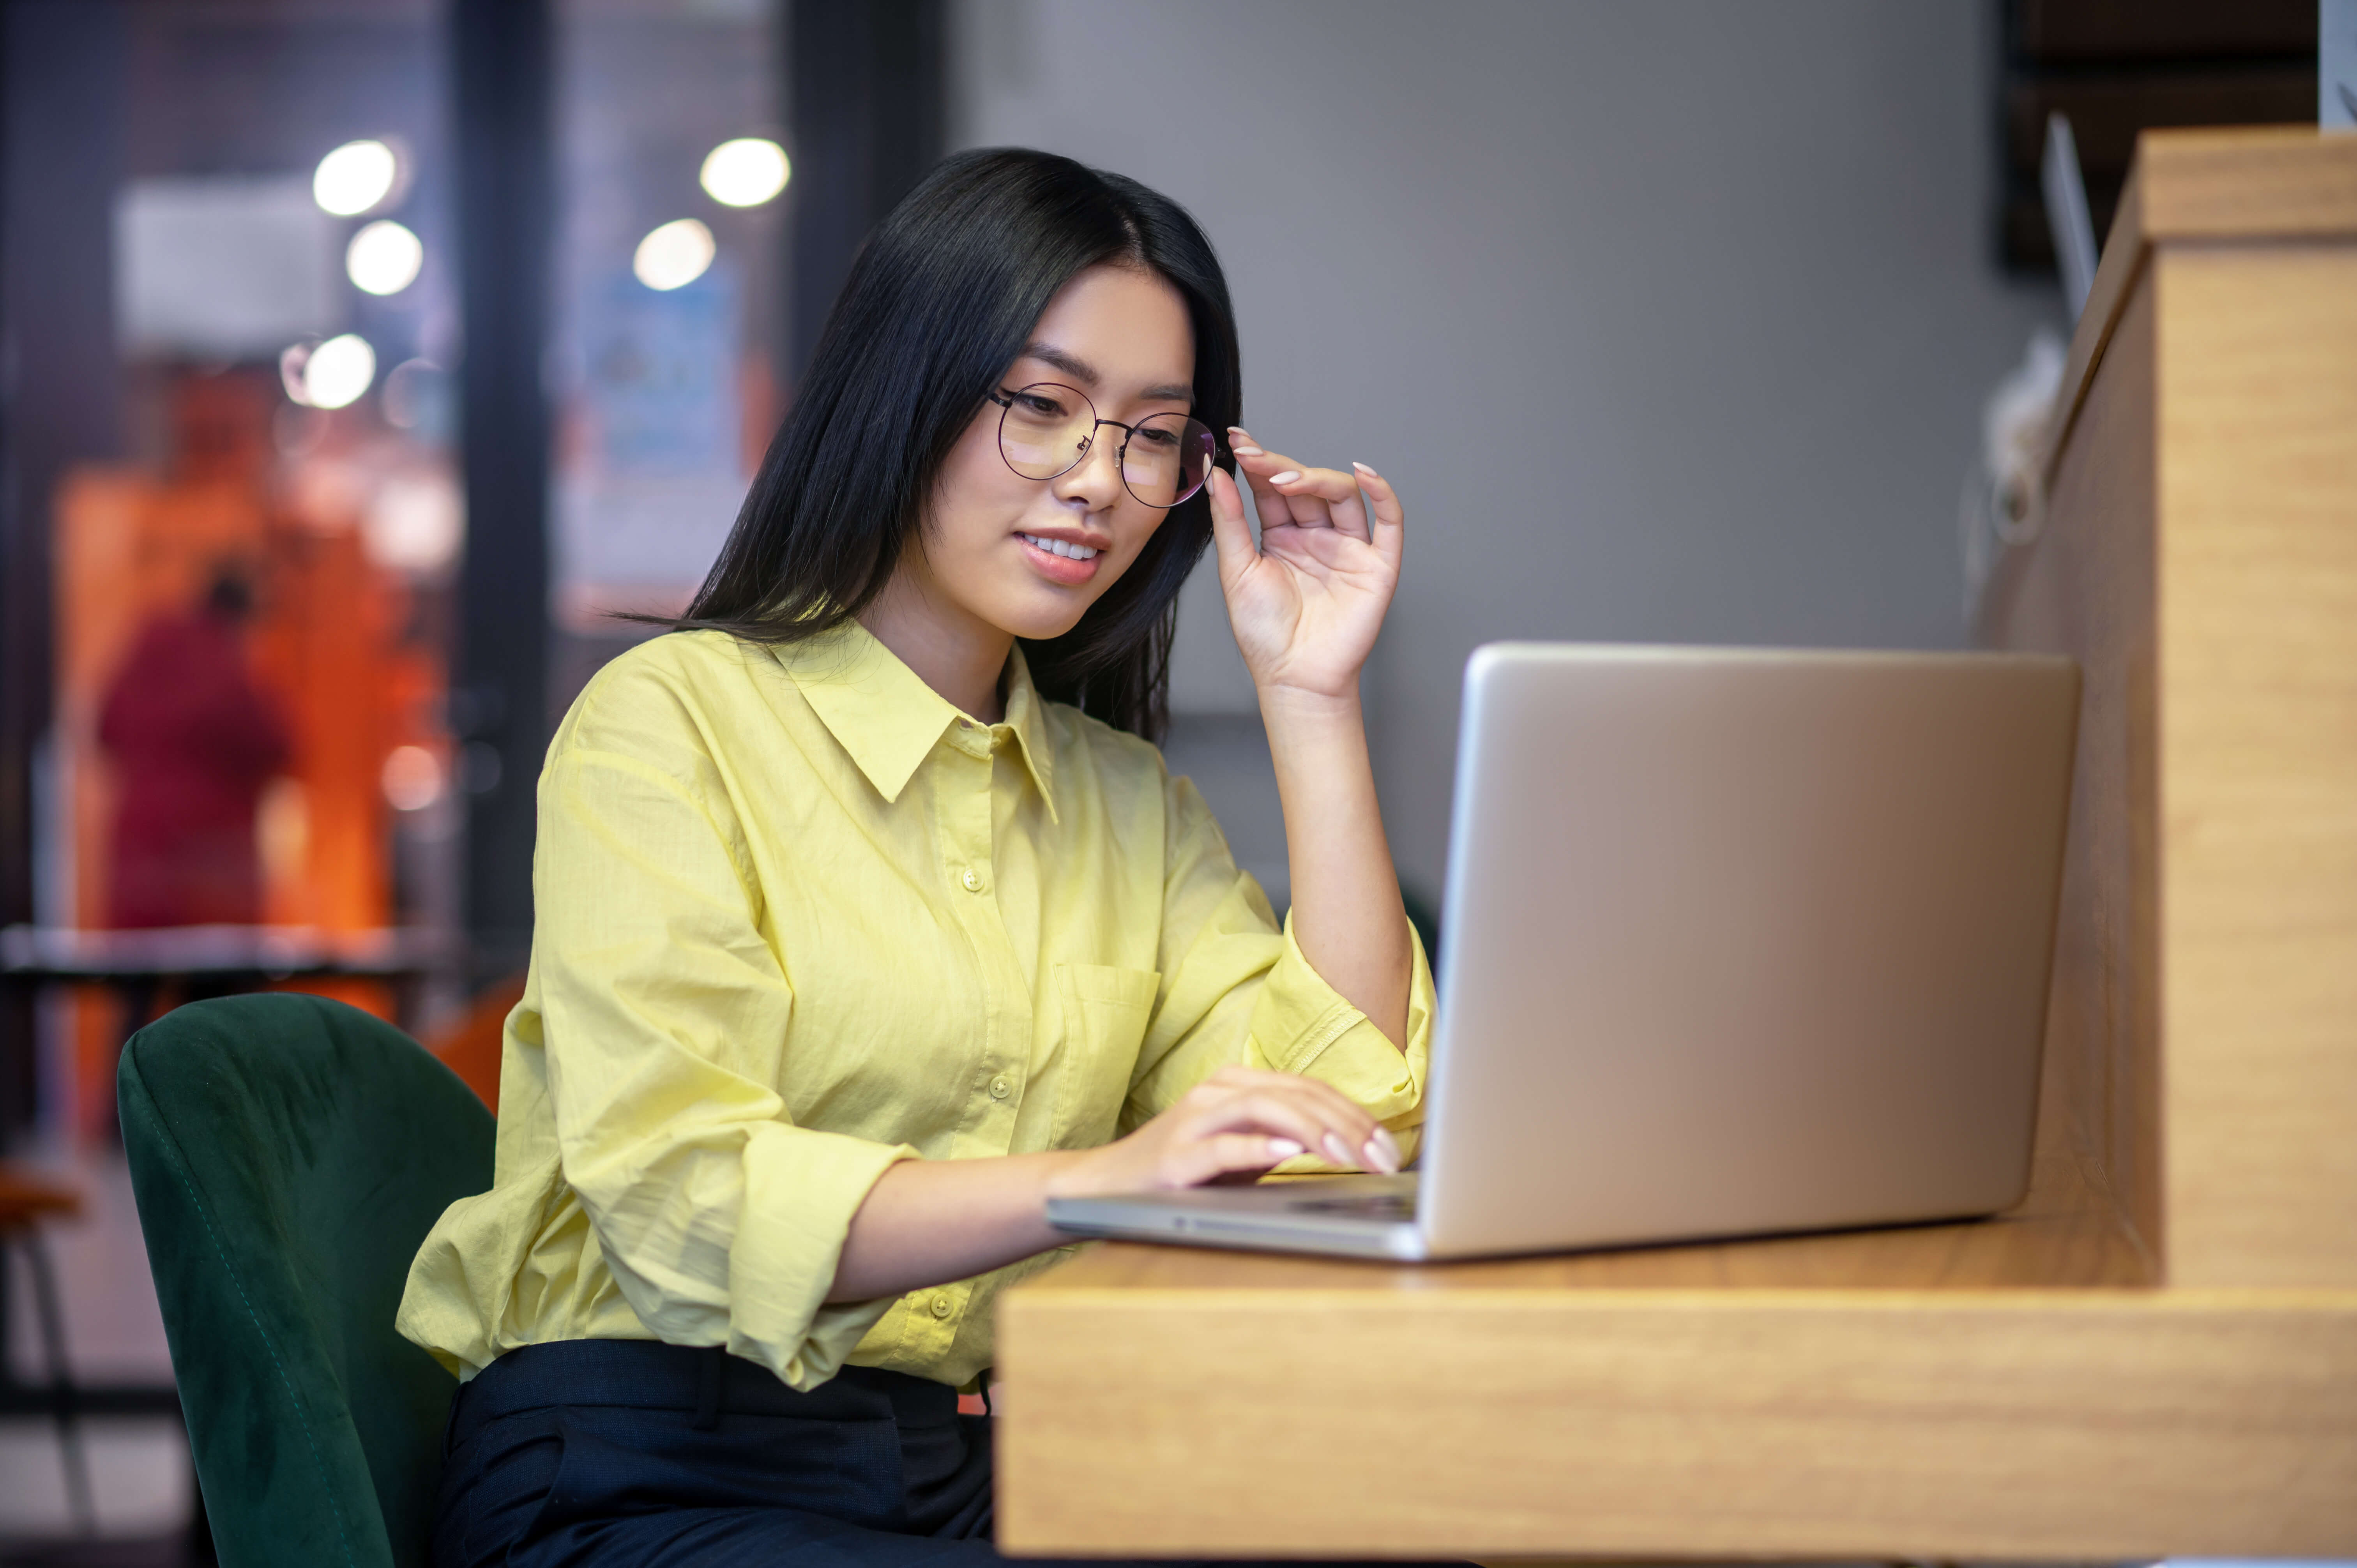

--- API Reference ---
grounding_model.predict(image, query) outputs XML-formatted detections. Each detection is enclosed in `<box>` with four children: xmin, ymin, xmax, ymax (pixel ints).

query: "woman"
<box><xmin>401</xmin><ymin>148</ymin><xmax>1434</xmax><ymax>1566</ymax></box>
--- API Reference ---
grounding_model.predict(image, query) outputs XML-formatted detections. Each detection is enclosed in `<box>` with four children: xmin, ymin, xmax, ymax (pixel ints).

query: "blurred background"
<box><xmin>0</xmin><ymin>0</ymin><xmax>2329</xmax><ymax>1559</ymax></box>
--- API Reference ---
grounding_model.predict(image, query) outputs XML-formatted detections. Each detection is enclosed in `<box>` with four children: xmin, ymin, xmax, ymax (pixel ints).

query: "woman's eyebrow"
<box><xmin>1022</xmin><ymin>342</ymin><xmax>1100</xmax><ymax>387</ymax></box>
<box><xmin>1022</xmin><ymin>341</ymin><xmax>1193</xmax><ymax>404</ymax></box>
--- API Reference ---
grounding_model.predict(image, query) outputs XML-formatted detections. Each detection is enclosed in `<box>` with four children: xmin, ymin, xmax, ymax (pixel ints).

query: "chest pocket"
<box><xmin>1048</xmin><ymin>963</ymin><xmax>1161</xmax><ymax>1148</ymax></box>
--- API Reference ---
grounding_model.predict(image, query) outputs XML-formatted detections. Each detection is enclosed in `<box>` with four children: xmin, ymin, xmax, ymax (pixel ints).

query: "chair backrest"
<box><xmin>120</xmin><ymin>993</ymin><xmax>495</xmax><ymax>1568</ymax></box>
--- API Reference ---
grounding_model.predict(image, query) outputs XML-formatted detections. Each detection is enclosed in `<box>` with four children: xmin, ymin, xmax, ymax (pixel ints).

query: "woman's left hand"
<box><xmin>1207</xmin><ymin>427</ymin><xmax>1404</xmax><ymax>702</ymax></box>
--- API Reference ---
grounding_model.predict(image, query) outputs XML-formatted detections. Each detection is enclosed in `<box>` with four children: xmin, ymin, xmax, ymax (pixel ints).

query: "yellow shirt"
<box><xmin>396</xmin><ymin>623</ymin><xmax>1433</xmax><ymax>1392</ymax></box>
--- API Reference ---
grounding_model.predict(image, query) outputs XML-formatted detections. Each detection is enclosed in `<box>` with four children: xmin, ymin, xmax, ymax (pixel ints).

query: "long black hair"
<box><xmin>673</xmin><ymin>147</ymin><xmax>1241</xmax><ymax>742</ymax></box>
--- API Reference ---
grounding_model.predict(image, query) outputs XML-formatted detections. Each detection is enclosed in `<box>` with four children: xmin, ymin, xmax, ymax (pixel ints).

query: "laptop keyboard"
<box><xmin>1285</xmin><ymin>1190</ymin><xmax>1417</xmax><ymax>1219</ymax></box>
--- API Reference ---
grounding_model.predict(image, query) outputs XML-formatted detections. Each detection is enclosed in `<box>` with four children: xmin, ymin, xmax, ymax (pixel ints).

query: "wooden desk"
<box><xmin>998</xmin><ymin>127</ymin><xmax>2357</xmax><ymax>1561</ymax></box>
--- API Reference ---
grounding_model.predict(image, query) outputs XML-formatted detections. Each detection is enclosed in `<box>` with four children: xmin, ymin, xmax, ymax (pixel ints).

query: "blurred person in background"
<box><xmin>401</xmin><ymin>148</ymin><xmax>1440</xmax><ymax>1567</ymax></box>
<box><xmin>99</xmin><ymin>564</ymin><xmax>291</xmax><ymax>929</ymax></box>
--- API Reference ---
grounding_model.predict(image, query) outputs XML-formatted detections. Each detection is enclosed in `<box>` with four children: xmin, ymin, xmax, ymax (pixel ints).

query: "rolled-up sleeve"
<box><xmin>1123</xmin><ymin>770</ymin><xmax>1434</xmax><ymax>1161</ymax></box>
<box><xmin>535</xmin><ymin>742</ymin><xmax>913</xmax><ymax>1391</ymax></box>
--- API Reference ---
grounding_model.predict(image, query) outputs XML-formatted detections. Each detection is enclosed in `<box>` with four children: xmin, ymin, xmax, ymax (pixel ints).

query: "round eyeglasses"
<box><xmin>986</xmin><ymin>382</ymin><xmax>1217</xmax><ymax>509</ymax></box>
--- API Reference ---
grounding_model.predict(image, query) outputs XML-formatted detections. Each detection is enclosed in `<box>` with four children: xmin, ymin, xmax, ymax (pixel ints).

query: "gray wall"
<box><xmin>949</xmin><ymin>0</ymin><xmax>2062</xmax><ymax>900</ymax></box>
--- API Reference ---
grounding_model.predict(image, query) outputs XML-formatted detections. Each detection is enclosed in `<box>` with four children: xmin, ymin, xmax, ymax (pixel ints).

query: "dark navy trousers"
<box><xmin>435</xmin><ymin>1340</ymin><xmax>1000</xmax><ymax>1566</ymax></box>
<box><xmin>436</xmin><ymin>1338</ymin><xmax>1460</xmax><ymax>1567</ymax></box>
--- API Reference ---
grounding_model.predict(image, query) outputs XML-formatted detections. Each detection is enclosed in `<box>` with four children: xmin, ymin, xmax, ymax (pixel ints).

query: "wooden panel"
<box><xmin>1981</xmin><ymin>279</ymin><xmax>2163</xmax><ymax>1260</ymax></box>
<box><xmin>998</xmin><ymin>1289</ymin><xmax>2357</xmax><ymax>1559</ymax></box>
<box><xmin>2137</xmin><ymin>129</ymin><xmax>2357</xmax><ymax>240</ymax></box>
<box><xmin>2038</xmin><ymin>131</ymin><xmax>2357</xmax><ymax>496</ymax></box>
<box><xmin>2157</xmin><ymin>240</ymin><xmax>2357</xmax><ymax>1287</ymax></box>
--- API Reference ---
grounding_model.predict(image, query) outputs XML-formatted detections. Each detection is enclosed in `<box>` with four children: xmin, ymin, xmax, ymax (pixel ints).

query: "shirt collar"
<box><xmin>997</xmin><ymin>643</ymin><xmax>1059</xmax><ymax>818</ymax></box>
<box><xmin>774</xmin><ymin>620</ymin><xmax>1058</xmax><ymax>820</ymax></box>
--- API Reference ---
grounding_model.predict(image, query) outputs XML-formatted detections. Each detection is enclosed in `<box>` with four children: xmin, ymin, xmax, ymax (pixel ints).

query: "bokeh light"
<box><xmin>381</xmin><ymin>745</ymin><xmax>445</xmax><ymax>812</ymax></box>
<box><xmin>346</xmin><ymin>219</ymin><xmax>423</xmax><ymax>295</ymax></box>
<box><xmin>633</xmin><ymin>218</ymin><xmax>716</xmax><ymax>290</ymax></box>
<box><xmin>287</xmin><ymin>333</ymin><xmax>377</xmax><ymax>409</ymax></box>
<box><xmin>365</xmin><ymin>471</ymin><xmax>465</xmax><ymax>574</ymax></box>
<box><xmin>700</xmin><ymin>138</ymin><xmax>790</xmax><ymax>207</ymax></box>
<box><xmin>313</xmin><ymin>139</ymin><xmax>398</xmax><ymax>217</ymax></box>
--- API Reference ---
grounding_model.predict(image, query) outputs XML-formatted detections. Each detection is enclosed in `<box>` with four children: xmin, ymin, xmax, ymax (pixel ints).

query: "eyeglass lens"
<box><xmin>997</xmin><ymin>382</ymin><xmax>1216</xmax><ymax>509</ymax></box>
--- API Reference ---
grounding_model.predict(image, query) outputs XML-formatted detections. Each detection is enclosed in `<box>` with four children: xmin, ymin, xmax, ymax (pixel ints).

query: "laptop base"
<box><xmin>1047</xmin><ymin>1174</ymin><xmax>1426</xmax><ymax>1261</ymax></box>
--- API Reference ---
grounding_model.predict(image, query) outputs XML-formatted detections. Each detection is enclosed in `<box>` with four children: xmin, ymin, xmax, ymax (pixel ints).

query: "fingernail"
<box><xmin>1322</xmin><ymin>1132</ymin><xmax>1356</xmax><ymax>1168</ymax></box>
<box><xmin>1231</xmin><ymin>445</ymin><xmax>1263</xmax><ymax>457</ymax></box>
<box><xmin>1265</xmin><ymin>1138</ymin><xmax>1304</xmax><ymax>1160</ymax></box>
<box><xmin>1268</xmin><ymin>470</ymin><xmax>1302</xmax><ymax>485</ymax></box>
<box><xmin>1352</xmin><ymin>461</ymin><xmax>1377</xmax><ymax>476</ymax></box>
<box><xmin>1365</xmin><ymin>1128</ymin><xmax>1402</xmax><ymax>1174</ymax></box>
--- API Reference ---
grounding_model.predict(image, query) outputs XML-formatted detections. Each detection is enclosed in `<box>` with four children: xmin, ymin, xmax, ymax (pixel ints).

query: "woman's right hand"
<box><xmin>1043</xmin><ymin>1065</ymin><xmax>1401</xmax><ymax>1200</ymax></box>
<box><xmin>834</xmin><ymin>1068</ymin><xmax>1402</xmax><ymax>1302</ymax></box>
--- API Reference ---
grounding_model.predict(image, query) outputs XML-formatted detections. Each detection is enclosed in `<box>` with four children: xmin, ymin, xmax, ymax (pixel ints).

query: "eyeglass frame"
<box><xmin>983</xmin><ymin>381</ymin><xmax>1218</xmax><ymax>510</ymax></box>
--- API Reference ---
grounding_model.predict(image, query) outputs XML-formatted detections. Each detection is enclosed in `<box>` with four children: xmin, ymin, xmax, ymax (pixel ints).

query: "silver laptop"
<box><xmin>1048</xmin><ymin>644</ymin><xmax>2080</xmax><ymax>1261</ymax></box>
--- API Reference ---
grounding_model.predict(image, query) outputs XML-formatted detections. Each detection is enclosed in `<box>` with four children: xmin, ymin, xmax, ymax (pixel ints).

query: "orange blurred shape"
<box><xmin>51</xmin><ymin>368</ymin><xmax>445</xmax><ymax>1139</ymax></box>
<box><xmin>248</xmin><ymin>520</ymin><xmax>394</xmax><ymax>931</ymax></box>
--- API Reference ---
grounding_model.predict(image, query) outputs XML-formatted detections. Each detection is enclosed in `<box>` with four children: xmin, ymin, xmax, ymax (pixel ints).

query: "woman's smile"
<box><xmin>1015</xmin><ymin>528</ymin><xmax>1107</xmax><ymax>584</ymax></box>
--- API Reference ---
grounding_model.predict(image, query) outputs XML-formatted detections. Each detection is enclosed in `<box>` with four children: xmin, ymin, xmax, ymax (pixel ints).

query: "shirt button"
<box><xmin>929</xmin><ymin>1294</ymin><xmax>954</xmax><ymax>1319</ymax></box>
<box><xmin>988</xmin><ymin>1075</ymin><xmax>1012</xmax><ymax>1100</ymax></box>
<box><xmin>961</xmin><ymin>868</ymin><xmax>983</xmax><ymax>893</ymax></box>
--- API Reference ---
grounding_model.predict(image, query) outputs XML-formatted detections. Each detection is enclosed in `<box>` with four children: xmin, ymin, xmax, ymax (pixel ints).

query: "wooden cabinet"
<box><xmin>996</xmin><ymin>129</ymin><xmax>2357</xmax><ymax>1561</ymax></box>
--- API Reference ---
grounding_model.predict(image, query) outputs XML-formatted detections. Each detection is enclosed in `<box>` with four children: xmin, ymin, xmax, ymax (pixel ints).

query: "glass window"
<box><xmin>22</xmin><ymin>0</ymin><xmax>459</xmax><ymax>1137</ymax></box>
<box><xmin>548</xmin><ymin>0</ymin><xmax>787</xmax><ymax>708</ymax></box>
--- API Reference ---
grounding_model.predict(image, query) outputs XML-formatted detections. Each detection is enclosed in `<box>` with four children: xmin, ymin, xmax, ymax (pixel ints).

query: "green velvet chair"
<box><xmin>119</xmin><ymin>993</ymin><xmax>495</xmax><ymax>1568</ymax></box>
